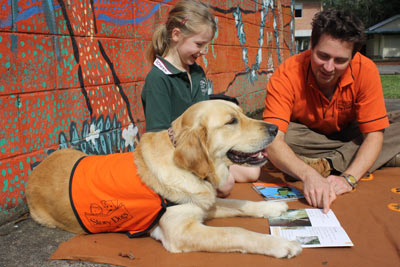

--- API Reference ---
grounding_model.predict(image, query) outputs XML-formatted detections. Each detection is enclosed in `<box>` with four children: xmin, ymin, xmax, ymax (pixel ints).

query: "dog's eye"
<box><xmin>226</xmin><ymin>117</ymin><xmax>238</xmax><ymax>125</ymax></box>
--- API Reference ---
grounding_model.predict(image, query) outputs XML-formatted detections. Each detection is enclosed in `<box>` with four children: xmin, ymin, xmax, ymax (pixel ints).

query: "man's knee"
<box><xmin>284</xmin><ymin>122</ymin><xmax>310</xmax><ymax>152</ymax></box>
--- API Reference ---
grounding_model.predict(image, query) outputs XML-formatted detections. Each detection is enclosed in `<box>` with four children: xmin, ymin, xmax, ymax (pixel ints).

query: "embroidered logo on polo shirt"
<box><xmin>200</xmin><ymin>78</ymin><xmax>208</xmax><ymax>95</ymax></box>
<box><xmin>337</xmin><ymin>100</ymin><xmax>353</xmax><ymax>111</ymax></box>
<box><xmin>154</xmin><ymin>58</ymin><xmax>172</xmax><ymax>75</ymax></box>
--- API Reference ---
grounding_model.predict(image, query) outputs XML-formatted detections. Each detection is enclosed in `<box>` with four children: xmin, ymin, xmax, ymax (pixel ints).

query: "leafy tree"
<box><xmin>323</xmin><ymin>0</ymin><xmax>400</xmax><ymax>28</ymax></box>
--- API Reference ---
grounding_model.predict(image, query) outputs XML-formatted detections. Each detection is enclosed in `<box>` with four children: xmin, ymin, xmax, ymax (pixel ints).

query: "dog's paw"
<box><xmin>266</xmin><ymin>237</ymin><xmax>302</xmax><ymax>258</ymax></box>
<box><xmin>265</xmin><ymin>201</ymin><xmax>288</xmax><ymax>217</ymax></box>
<box><xmin>251</xmin><ymin>201</ymin><xmax>288</xmax><ymax>218</ymax></box>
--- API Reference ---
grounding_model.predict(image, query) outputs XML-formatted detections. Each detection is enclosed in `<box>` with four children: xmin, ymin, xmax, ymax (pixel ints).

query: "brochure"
<box><xmin>269</xmin><ymin>209</ymin><xmax>354</xmax><ymax>248</ymax></box>
<box><xmin>252</xmin><ymin>182</ymin><xmax>304</xmax><ymax>201</ymax></box>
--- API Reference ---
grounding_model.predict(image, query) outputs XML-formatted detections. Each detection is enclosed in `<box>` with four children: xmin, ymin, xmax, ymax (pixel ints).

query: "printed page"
<box><xmin>270</xmin><ymin>226</ymin><xmax>354</xmax><ymax>247</ymax></box>
<box><xmin>269</xmin><ymin>209</ymin><xmax>312</xmax><ymax>227</ymax></box>
<box><xmin>269</xmin><ymin>209</ymin><xmax>341</xmax><ymax>227</ymax></box>
<box><xmin>305</xmin><ymin>209</ymin><xmax>341</xmax><ymax>227</ymax></box>
<box><xmin>269</xmin><ymin>209</ymin><xmax>353</xmax><ymax>247</ymax></box>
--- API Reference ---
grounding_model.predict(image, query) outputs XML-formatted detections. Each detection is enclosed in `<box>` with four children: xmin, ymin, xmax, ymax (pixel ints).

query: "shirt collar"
<box><xmin>154</xmin><ymin>55</ymin><xmax>178</xmax><ymax>75</ymax></box>
<box><xmin>154</xmin><ymin>55</ymin><xmax>198</xmax><ymax>75</ymax></box>
<box><xmin>338</xmin><ymin>60</ymin><xmax>355</xmax><ymax>88</ymax></box>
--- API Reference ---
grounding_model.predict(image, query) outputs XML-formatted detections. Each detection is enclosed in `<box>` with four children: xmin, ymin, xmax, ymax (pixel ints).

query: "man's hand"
<box><xmin>266</xmin><ymin>130</ymin><xmax>337</xmax><ymax>213</ymax></box>
<box><xmin>303</xmin><ymin>175</ymin><xmax>336</xmax><ymax>213</ymax></box>
<box><xmin>326</xmin><ymin>175</ymin><xmax>353</xmax><ymax>195</ymax></box>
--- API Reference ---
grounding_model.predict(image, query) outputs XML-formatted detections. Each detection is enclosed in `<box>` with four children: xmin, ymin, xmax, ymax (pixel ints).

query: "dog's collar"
<box><xmin>168</xmin><ymin>127</ymin><xmax>177</xmax><ymax>147</ymax></box>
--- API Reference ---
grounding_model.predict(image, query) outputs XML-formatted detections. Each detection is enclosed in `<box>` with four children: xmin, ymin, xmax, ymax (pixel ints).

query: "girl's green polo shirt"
<box><xmin>142</xmin><ymin>56</ymin><xmax>209</xmax><ymax>132</ymax></box>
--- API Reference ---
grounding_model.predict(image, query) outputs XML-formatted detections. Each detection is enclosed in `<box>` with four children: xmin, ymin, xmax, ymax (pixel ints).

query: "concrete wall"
<box><xmin>0</xmin><ymin>0</ymin><xmax>295</xmax><ymax>224</ymax></box>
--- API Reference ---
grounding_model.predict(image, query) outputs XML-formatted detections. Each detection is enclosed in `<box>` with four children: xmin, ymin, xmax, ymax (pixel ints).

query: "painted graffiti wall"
<box><xmin>0</xmin><ymin>0</ymin><xmax>295</xmax><ymax>224</ymax></box>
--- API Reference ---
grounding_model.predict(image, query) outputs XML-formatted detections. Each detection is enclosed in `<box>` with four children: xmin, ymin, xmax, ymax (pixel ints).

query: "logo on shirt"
<box><xmin>85</xmin><ymin>200</ymin><xmax>132</xmax><ymax>229</ymax></box>
<box><xmin>200</xmin><ymin>78</ymin><xmax>208</xmax><ymax>95</ymax></box>
<box><xmin>337</xmin><ymin>100</ymin><xmax>353</xmax><ymax>111</ymax></box>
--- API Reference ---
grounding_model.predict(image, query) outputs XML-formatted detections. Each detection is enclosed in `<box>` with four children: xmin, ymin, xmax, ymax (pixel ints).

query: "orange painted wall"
<box><xmin>0</xmin><ymin>0</ymin><xmax>295</xmax><ymax>224</ymax></box>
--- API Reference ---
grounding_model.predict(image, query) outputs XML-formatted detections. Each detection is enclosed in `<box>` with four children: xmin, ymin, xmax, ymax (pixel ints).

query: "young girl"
<box><xmin>141</xmin><ymin>0</ymin><xmax>260</xmax><ymax>197</ymax></box>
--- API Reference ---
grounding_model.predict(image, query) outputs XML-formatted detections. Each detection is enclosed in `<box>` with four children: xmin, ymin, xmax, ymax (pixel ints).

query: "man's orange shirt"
<box><xmin>263</xmin><ymin>50</ymin><xmax>389</xmax><ymax>135</ymax></box>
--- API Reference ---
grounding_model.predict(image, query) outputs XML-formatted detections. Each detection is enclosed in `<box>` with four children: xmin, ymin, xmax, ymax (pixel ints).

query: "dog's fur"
<box><xmin>26</xmin><ymin>100</ymin><xmax>301</xmax><ymax>258</ymax></box>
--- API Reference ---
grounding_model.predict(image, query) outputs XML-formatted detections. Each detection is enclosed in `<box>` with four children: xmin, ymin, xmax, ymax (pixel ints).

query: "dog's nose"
<box><xmin>268</xmin><ymin>124</ymin><xmax>278</xmax><ymax>137</ymax></box>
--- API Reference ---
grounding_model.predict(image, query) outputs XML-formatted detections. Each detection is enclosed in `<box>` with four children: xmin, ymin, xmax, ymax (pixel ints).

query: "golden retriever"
<box><xmin>26</xmin><ymin>100</ymin><xmax>301</xmax><ymax>258</ymax></box>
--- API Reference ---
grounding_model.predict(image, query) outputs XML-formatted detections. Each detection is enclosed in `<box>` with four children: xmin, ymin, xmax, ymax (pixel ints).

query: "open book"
<box><xmin>269</xmin><ymin>209</ymin><xmax>354</xmax><ymax>248</ymax></box>
<box><xmin>253</xmin><ymin>182</ymin><xmax>304</xmax><ymax>201</ymax></box>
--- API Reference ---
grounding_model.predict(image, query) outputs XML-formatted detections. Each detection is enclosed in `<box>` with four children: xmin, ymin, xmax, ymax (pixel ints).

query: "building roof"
<box><xmin>365</xmin><ymin>14</ymin><xmax>400</xmax><ymax>34</ymax></box>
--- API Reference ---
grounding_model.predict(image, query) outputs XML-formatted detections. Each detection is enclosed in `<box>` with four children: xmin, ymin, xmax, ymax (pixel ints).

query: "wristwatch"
<box><xmin>341</xmin><ymin>173</ymin><xmax>358</xmax><ymax>189</ymax></box>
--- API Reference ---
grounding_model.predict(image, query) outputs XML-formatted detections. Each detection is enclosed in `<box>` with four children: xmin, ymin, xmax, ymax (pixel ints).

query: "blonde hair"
<box><xmin>146</xmin><ymin>0</ymin><xmax>217</xmax><ymax>63</ymax></box>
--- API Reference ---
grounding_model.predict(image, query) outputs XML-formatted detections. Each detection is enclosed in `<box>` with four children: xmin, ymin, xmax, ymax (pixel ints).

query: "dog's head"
<box><xmin>171</xmin><ymin>100</ymin><xmax>277</xmax><ymax>186</ymax></box>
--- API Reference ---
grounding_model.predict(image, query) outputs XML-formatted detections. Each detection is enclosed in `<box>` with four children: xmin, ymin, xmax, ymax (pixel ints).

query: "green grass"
<box><xmin>381</xmin><ymin>75</ymin><xmax>400</xmax><ymax>98</ymax></box>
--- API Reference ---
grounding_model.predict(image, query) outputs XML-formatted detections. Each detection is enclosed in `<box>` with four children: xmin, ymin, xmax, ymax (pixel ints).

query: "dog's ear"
<box><xmin>173</xmin><ymin>126</ymin><xmax>211</xmax><ymax>179</ymax></box>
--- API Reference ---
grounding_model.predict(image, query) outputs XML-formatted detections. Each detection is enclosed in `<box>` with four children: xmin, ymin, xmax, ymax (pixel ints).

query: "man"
<box><xmin>263</xmin><ymin>9</ymin><xmax>400</xmax><ymax>213</ymax></box>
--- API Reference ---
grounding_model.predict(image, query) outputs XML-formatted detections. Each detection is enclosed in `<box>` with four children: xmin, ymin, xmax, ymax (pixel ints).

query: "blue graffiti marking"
<box><xmin>0</xmin><ymin>5</ymin><xmax>61</xmax><ymax>28</ymax></box>
<box><xmin>0</xmin><ymin>0</ymin><xmax>172</xmax><ymax>28</ymax></box>
<box><xmin>58</xmin><ymin>114</ymin><xmax>136</xmax><ymax>156</ymax></box>
<box><xmin>43</xmin><ymin>0</ymin><xmax>60</xmax><ymax>60</ymax></box>
<box><xmin>232</xmin><ymin>1</ymin><xmax>278</xmax><ymax>84</ymax></box>
<box><xmin>96</xmin><ymin>0</ymin><xmax>171</xmax><ymax>25</ymax></box>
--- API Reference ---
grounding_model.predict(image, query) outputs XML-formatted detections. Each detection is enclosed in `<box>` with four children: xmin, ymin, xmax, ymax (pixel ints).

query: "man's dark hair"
<box><xmin>311</xmin><ymin>9</ymin><xmax>365</xmax><ymax>56</ymax></box>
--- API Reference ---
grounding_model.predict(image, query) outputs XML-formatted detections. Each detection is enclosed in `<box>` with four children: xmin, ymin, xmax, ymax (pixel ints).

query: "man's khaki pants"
<box><xmin>285</xmin><ymin>111</ymin><xmax>400</xmax><ymax>173</ymax></box>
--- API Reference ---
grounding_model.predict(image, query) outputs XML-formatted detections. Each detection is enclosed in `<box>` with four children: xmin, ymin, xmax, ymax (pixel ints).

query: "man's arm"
<box><xmin>327</xmin><ymin>130</ymin><xmax>384</xmax><ymax>195</ymax></box>
<box><xmin>266</xmin><ymin>131</ymin><xmax>336</xmax><ymax>213</ymax></box>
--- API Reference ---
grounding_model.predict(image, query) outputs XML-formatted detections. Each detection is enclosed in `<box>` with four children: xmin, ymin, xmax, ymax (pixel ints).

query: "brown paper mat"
<box><xmin>50</xmin><ymin>167</ymin><xmax>400</xmax><ymax>267</ymax></box>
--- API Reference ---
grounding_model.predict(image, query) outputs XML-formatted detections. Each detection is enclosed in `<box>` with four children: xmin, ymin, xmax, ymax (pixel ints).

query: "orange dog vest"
<box><xmin>69</xmin><ymin>152</ymin><xmax>167</xmax><ymax>237</ymax></box>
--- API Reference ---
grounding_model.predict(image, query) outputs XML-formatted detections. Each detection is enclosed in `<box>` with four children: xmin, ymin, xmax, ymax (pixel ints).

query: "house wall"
<box><xmin>366</xmin><ymin>35</ymin><xmax>382</xmax><ymax>58</ymax></box>
<box><xmin>0</xmin><ymin>0</ymin><xmax>295</xmax><ymax>224</ymax></box>
<box><xmin>365</xmin><ymin>16</ymin><xmax>400</xmax><ymax>60</ymax></box>
<box><xmin>366</xmin><ymin>34</ymin><xmax>400</xmax><ymax>59</ymax></box>
<box><xmin>382</xmin><ymin>35</ymin><xmax>400</xmax><ymax>58</ymax></box>
<box><xmin>294</xmin><ymin>0</ymin><xmax>321</xmax><ymax>31</ymax></box>
<box><xmin>294</xmin><ymin>0</ymin><xmax>321</xmax><ymax>53</ymax></box>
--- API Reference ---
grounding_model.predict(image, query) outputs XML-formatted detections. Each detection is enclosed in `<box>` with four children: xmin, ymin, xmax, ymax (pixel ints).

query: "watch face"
<box><xmin>348</xmin><ymin>176</ymin><xmax>356</xmax><ymax>184</ymax></box>
<box><xmin>342</xmin><ymin>174</ymin><xmax>357</xmax><ymax>188</ymax></box>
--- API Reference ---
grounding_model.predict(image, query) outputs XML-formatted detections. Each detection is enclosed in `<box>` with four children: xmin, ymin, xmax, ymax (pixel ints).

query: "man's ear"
<box><xmin>173</xmin><ymin>126</ymin><xmax>211</xmax><ymax>179</ymax></box>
